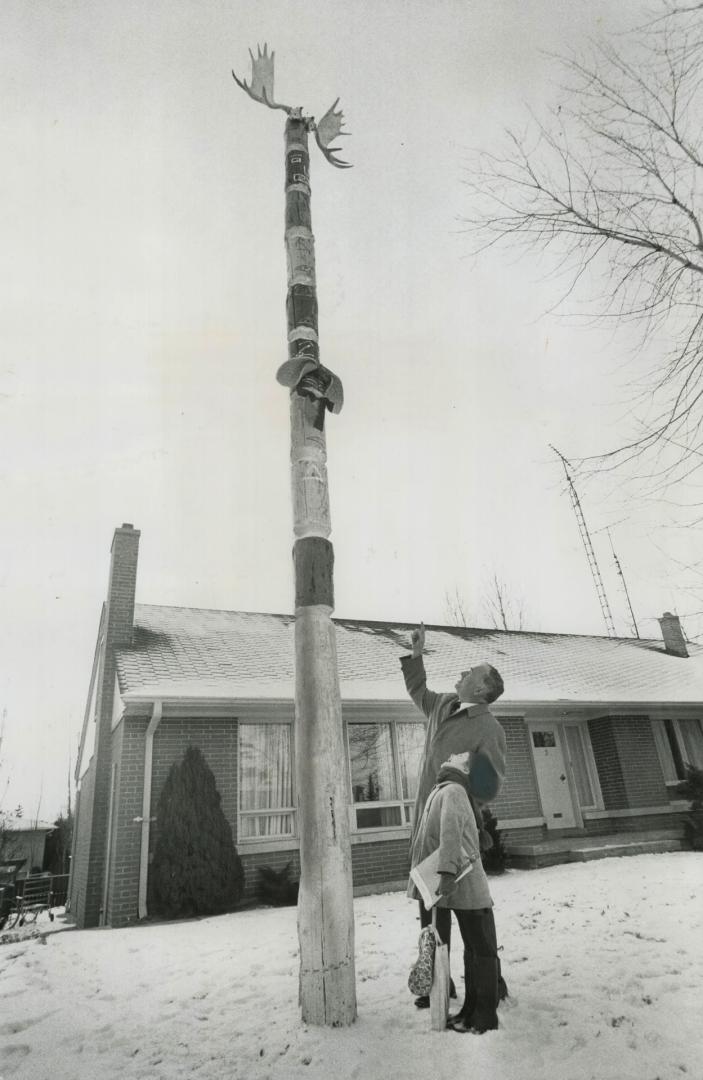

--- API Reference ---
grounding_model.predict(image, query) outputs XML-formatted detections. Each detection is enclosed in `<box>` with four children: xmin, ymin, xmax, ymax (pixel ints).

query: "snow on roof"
<box><xmin>115</xmin><ymin>604</ymin><xmax>703</xmax><ymax>706</ymax></box>
<box><xmin>121</xmin><ymin>677</ymin><xmax>418</xmax><ymax>703</ymax></box>
<box><xmin>2</xmin><ymin>818</ymin><xmax>55</xmax><ymax>832</ymax></box>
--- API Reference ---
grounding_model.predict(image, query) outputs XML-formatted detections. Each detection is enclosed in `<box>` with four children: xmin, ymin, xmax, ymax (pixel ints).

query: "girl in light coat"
<box><xmin>408</xmin><ymin>751</ymin><xmax>500</xmax><ymax>1034</ymax></box>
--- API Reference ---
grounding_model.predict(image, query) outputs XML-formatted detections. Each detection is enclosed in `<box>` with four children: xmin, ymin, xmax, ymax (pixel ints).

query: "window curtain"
<box><xmin>679</xmin><ymin>719</ymin><xmax>703</xmax><ymax>770</ymax></box>
<box><xmin>396</xmin><ymin>723</ymin><xmax>426</xmax><ymax>800</ymax></box>
<box><xmin>347</xmin><ymin>724</ymin><xmax>396</xmax><ymax>803</ymax></box>
<box><xmin>652</xmin><ymin>719</ymin><xmax>679</xmax><ymax>783</ymax></box>
<box><xmin>239</xmin><ymin>724</ymin><xmax>293</xmax><ymax>837</ymax></box>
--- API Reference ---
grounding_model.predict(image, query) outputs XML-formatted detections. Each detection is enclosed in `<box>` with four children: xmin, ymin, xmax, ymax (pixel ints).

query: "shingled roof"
<box><xmin>114</xmin><ymin>604</ymin><xmax>703</xmax><ymax>706</ymax></box>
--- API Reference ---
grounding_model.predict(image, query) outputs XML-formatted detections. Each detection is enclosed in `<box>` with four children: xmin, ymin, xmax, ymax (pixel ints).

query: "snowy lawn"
<box><xmin>1</xmin><ymin>852</ymin><xmax>701</xmax><ymax>1080</ymax></box>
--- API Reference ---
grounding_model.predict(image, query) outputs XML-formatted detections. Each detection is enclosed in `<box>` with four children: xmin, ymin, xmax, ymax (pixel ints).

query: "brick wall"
<box><xmin>589</xmin><ymin>716</ymin><xmax>669</xmax><ymax>810</ymax></box>
<box><xmin>68</xmin><ymin>759</ymin><xmax>96</xmax><ymax>925</ymax></box>
<box><xmin>351</xmin><ymin>837</ymin><xmax>409</xmax><ymax>887</ymax></box>
<box><xmin>583</xmin><ymin>812</ymin><xmax>685</xmax><ymax>836</ymax></box>
<box><xmin>612</xmin><ymin>716</ymin><xmax>669</xmax><ymax>807</ymax></box>
<box><xmin>240</xmin><ymin>848</ymin><xmax>301</xmax><ymax>903</ymax></box>
<box><xmin>589</xmin><ymin>717</ymin><xmax>627</xmax><ymax>809</ymax></box>
<box><xmin>501</xmin><ymin>824</ymin><xmax>545</xmax><ymax>848</ymax></box>
<box><xmin>105</xmin><ymin>718</ymin><xmax>148</xmax><ymax>927</ymax></box>
<box><xmin>239</xmin><ymin>838</ymin><xmax>411</xmax><ymax>904</ymax></box>
<box><xmin>492</xmin><ymin>718</ymin><xmax>542</xmax><ymax>820</ymax></box>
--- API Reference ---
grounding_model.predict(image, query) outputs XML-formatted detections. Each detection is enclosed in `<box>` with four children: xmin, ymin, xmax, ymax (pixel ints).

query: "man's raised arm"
<box><xmin>400</xmin><ymin>623</ymin><xmax>442</xmax><ymax>719</ymax></box>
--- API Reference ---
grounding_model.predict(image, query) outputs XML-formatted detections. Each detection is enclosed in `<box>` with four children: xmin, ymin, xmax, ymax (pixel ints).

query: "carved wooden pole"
<box><xmin>233</xmin><ymin>46</ymin><xmax>356</xmax><ymax>1027</ymax></box>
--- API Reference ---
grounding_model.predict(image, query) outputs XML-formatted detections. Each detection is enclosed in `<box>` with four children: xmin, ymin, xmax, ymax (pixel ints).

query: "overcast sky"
<box><xmin>2</xmin><ymin>0</ymin><xmax>700</xmax><ymax>819</ymax></box>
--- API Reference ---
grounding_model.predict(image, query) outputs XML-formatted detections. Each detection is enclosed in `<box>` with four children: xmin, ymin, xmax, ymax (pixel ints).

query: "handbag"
<box><xmin>429</xmin><ymin>909</ymin><xmax>451</xmax><ymax>1031</ymax></box>
<box><xmin>408</xmin><ymin>920</ymin><xmax>436</xmax><ymax>997</ymax></box>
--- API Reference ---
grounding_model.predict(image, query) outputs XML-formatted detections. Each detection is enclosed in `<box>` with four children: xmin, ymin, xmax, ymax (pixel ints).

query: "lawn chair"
<box><xmin>0</xmin><ymin>859</ymin><xmax>26</xmax><ymax>931</ymax></box>
<box><xmin>3</xmin><ymin>874</ymin><xmax>55</xmax><ymax>929</ymax></box>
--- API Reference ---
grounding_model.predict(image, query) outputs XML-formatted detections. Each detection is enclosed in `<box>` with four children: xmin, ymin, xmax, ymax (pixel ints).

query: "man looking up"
<box><xmin>401</xmin><ymin>622</ymin><xmax>508</xmax><ymax>1008</ymax></box>
<box><xmin>402</xmin><ymin>623</ymin><xmax>507</xmax><ymax>832</ymax></box>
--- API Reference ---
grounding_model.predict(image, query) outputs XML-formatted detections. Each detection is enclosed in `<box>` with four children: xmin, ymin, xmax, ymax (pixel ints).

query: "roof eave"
<box><xmin>118</xmin><ymin>690</ymin><xmax>703</xmax><ymax>714</ymax></box>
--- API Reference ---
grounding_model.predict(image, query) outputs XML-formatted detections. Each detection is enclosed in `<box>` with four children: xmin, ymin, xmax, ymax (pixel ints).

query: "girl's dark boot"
<box><xmin>447</xmin><ymin>952</ymin><xmax>477</xmax><ymax>1029</ymax></box>
<box><xmin>450</xmin><ymin>956</ymin><xmax>499</xmax><ymax>1034</ymax></box>
<box><xmin>467</xmin><ymin>956</ymin><xmax>499</xmax><ymax>1033</ymax></box>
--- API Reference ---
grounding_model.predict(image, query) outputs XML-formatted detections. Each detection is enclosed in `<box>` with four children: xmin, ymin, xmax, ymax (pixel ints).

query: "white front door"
<box><xmin>529</xmin><ymin>723</ymin><xmax>578</xmax><ymax>829</ymax></box>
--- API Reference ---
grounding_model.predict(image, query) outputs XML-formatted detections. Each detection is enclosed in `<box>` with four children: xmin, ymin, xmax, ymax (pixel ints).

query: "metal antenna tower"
<box><xmin>607</xmin><ymin>529</ymin><xmax>640</xmax><ymax>638</ymax></box>
<box><xmin>551</xmin><ymin>446</ymin><xmax>616</xmax><ymax>637</ymax></box>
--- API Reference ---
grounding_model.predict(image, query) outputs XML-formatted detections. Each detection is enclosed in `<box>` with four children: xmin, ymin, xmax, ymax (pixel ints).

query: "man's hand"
<box><xmin>411</xmin><ymin>622</ymin><xmax>426</xmax><ymax>659</ymax></box>
<box><xmin>436</xmin><ymin>871</ymin><xmax>456</xmax><ymax>899</ymax></box>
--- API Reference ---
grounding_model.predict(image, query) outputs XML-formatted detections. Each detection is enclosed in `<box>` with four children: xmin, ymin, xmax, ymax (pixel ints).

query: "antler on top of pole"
<box><xmin>233</xmin><ymin>43</ymin><xmax>348</xmax><ymax>420</ymax></box>
<box><xmin>232</xmin><ymin>43</ymin><xmax>352</xmax><ymax>168</ymax></box>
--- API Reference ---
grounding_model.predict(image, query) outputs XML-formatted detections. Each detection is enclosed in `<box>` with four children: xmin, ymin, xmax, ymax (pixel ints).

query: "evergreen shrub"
<box><xmin>676</xmin><ymin>763</ymin><xmax>703</xmax><ymax>851</ymax></box>
<box><xmin>479</xmin><ymin>806</ymin><xmax>509</xmax><ymax>874</ymax></box>
<box><xmin>257</xmin><ymin>862</ymin><xmax>299</xmax><ymax>906</ymax></box>
<box><xmin>150</xmin><ymin>745</ymin><xmax>244</xmax><ymax>919</ymax></box>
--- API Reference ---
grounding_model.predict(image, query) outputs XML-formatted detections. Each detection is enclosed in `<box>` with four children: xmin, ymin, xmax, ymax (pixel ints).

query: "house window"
<box><xmin>346</xmin><ymin>721</ymin><xmax>425</xmax><ymax>830</ymax></box>
<box><xmin>239</xmin><ymin>724</ymin><xmax>295</xmax><ymax>839</ymax></box>
<box><xmin>652</xmin><ymin>719</ymin><xmax>703</xmax><ymax>784</ymax></box>
<box><xmin>532</xmin><ymin>730</ymin><xmax>556</xmax><ymax>748</ymax></box>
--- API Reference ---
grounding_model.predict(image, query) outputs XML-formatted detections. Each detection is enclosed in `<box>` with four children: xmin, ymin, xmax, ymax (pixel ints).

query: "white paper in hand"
<box><xmin>410</xmin><ymin>849</ymin><xmax>473</xmax><ymax>909</ymax></box>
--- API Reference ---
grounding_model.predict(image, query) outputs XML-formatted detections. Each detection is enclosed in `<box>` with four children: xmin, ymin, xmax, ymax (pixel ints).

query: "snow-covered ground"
<box><xmin>1</xmin><ymin>853</ymin><xmax>701</xmax><ymax>1080</ymax></box>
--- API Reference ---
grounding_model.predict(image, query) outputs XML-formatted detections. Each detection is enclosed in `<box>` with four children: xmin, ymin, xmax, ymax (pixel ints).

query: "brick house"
<box><xmin>69</xmin><ymin>525</ymin><xmax>703</xmax><ymax>928</ymax></box>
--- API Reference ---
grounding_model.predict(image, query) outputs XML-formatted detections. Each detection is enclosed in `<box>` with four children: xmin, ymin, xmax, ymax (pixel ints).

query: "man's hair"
<box><xmin>482</xmin><ymin>664</ymin><xmax>504</xmax><ymax>704</ymax></box>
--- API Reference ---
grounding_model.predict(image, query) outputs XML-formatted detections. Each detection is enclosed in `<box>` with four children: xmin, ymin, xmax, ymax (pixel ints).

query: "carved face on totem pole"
<box><xmin>232</xmin><ymin>43</ymin><xmax>349</xmax><ymax>428</ymax></box>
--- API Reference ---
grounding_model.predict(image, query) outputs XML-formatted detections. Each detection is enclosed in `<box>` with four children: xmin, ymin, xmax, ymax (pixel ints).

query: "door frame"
<box><xmin>527</xmin><ymin>720</ymin><xmax>582</xmax><ymax>830</ymax></box>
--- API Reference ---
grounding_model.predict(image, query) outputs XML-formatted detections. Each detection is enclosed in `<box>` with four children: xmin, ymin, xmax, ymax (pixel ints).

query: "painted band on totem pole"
<box><xmin>294</xmin><ymin>536</ymin><xmax>334</xmax><ymax>609</ymax></box>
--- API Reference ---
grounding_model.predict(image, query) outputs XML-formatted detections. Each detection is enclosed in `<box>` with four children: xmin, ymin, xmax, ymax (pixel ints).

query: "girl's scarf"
<box><xmin>436</xmin><ymin>765</ymin><xmax>473</xmax><ymax>796</ymax></box>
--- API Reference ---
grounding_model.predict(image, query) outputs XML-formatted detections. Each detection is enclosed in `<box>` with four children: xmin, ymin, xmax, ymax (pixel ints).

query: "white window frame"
<box><xmin>652</xmin><ymin>718</ymin><xmax>703</xmax><ymax>786</ymax></box>
<box><xmin>561</xmin><ymin>721</ymin><xmax>603</xmax><ymax>811</ymax></box>
<box><xmin>345</xmin><ymin>719</ymin><xmax>424</xmax><ymax>833</ymax></box>
<box><xmin>238</xmin><ymin>720</ymin><xmax>297</xmax><ymax>842</ymax></box>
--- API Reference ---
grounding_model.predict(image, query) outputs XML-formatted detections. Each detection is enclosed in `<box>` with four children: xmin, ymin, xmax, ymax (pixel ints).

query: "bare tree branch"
<box><xmin>444</xmin><ymin>586</ymin><xmax>474</xmax><ymax>628</ymax></box>
<box><xmin>445</xmin><ymin>575</ymin><xmax>529</xmax><ymax>631</ymax></box>
<box><xmin>462</xmin><ymin>4</ymin><xmax>703</xmax><ymax>487</ymax></box>
<box><xmin>482</xmin><ymin>573</ymin><xmax>528</xmax><ymax>632</ymax></box>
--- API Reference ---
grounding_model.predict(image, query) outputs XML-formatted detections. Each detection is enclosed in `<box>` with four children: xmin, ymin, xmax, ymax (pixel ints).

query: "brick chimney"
<box><xmin>658</xmin><ymin>612</ymin><xmax>688</xmax><ymax>658</ymax></box>
<box><xmin>106</xmin><ymin>523</ymin><xmax>140</xmax><ymax>646</ymax></box>
<box><xmin>76</xmin><ymin>523</ymin><xmax>141</xmax><ymax>928</ymax></box>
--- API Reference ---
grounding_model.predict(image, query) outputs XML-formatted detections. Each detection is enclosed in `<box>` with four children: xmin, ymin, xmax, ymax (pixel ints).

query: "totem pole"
<box><xmin>233</xmin><ymin>46</ymin><xmax>356</xmax><ymax>1027</ymax></box>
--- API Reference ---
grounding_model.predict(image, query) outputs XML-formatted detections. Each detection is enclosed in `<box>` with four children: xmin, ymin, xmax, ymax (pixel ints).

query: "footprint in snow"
<box><xmin>0</xmin><ymin>1016</ymin><xmax>41</xmax><ymax>1036</ymax></box>
<box><xmin>1</xmin><ymin>1043</ymin><xmax>31</xmax><ymax>1072</ymax></box>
